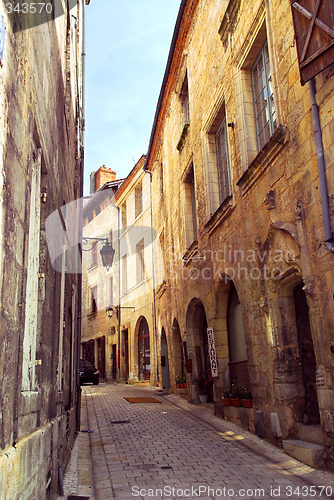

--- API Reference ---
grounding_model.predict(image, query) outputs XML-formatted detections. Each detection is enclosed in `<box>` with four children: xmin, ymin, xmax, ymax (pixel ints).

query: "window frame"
<box><xmin>215</xmin><ymin>116</ymin><xmax>232</xmax><ymax>205</ymax></box>
<box><xmin>90</xmin><ymin>285</ymin><xmax>98</xmax><ymax>314</ymax></box>
<box><xmin>136</xmin><ymin>239</ymin><xmax>145</xmax><ymax>284</ymax></box>
<box><xmin>251</xmin><ymin>41</ymin><xmax>276</xmax><ymax>151</ymax></box>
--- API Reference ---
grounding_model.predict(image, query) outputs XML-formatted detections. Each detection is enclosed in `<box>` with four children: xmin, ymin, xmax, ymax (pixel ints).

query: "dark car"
<box><xmin>79</xmin><ymin>359</ymin><xmax>99</xmax><ymax>385</ymax></box>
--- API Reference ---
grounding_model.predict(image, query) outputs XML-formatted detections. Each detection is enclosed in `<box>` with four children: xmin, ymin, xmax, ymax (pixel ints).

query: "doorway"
<box><xmin>138</xmin><ymin>317</ymin><xmax>150</xmax><ymax>380</ymax></box>
<box><xmin>111</xmin><ymin>344</ymin><xmax>117</xmax><ymax>379</ymax></box>
<box><xmin>294</xmin><ymin>283</ymin><xmax>320</xmax><ymax>424</ymax></box>
<box><xmin>161</xmin><ymin>328</ymin><xmax>171</xmax><ymax>390</ymax></box>
<box><xmin>185</xmin><ymin>298</ymin><xmax>211</xmax><ymax>400</ymax></box>
<box><xmin>97</xmin><ymin>336</ymin><xmax>105</xmax><ymax>379</ymax></box>
<box><xmin>122</xmin><ymin>329</ymin><xmax>129</xmax><ymax>380</ymax></box>
<box><xmin>227</xmin><ymin>283</ymin><xmax>249</xmax><ymax>386</ymax></box>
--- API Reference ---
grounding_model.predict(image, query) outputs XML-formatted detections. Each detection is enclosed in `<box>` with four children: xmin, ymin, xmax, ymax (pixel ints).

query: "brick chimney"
<box><xmin>91</xmin><ymin>166</ymin><xmax>116</xmax><ymax>193</ymax></box>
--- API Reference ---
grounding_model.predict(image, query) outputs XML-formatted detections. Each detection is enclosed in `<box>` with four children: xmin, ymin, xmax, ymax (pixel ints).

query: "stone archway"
<box><xmin>161</xmin><ymin>328</ymin><xmax>171</xmax><ymax>390</ymax></box>
<box><xmin>185</xmin><ymin>298</ymin><xmax>211</xmax><ymax>401</ymax></box>
<box><xmin>136</xmin><ymin>316</ymin><xmax>150</xmax><ymax>381</ymax></box>
<box><xmin>171</xmin><ymin>318</ymin><xmax>184</xmax><ymax>379</ymax></box>
<box><xmin>227</xmin><ymin>283</ymin><xmax>249</xmax><ymax>386</ymax></box>
<box><xmin>293</xmin><ymin>283</ymin><xmax>320</xmax><ymax>425</ymax></box>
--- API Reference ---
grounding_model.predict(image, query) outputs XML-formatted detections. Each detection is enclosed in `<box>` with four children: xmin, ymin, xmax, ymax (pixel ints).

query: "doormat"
<box><xmin>124</xmin><ymin>397</ymin><xmax>162</xmax><ymax>403</ymax></box>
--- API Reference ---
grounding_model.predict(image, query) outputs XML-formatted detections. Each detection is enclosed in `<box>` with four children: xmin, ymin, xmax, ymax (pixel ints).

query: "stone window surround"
<box><xmin>201</xmin><ymin>88</ymin><xmax>234</xmax><ymax>222</ymax></box>
<box><xmin>88</xmin><ymin>284</ymin><xmax>98</xmax><ymax>316</ymax></box>
<box><xmin>176</xmin><ymin>51</ymin><xmax>190</xmax><ymax>152</ymax></box>
<box><xmin>233</xmin><ymin>3</ymin><xmax>283</xmax><ymax>174</ymax></box>
<box><xmin>181</xmin><ymin>160</ymin><xmax>198</xmax><ymax>252</ymax></box>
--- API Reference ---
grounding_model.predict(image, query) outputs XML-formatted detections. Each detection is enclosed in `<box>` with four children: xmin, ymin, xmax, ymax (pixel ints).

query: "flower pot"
<box><xmin>199</xmin><ymin>394</ymin><xmax>208</xmax><ymax>404</ymax></box>
<box><xmin>177</xmin><ymin>383</ymin><xmax>181</xmax><ymax>389</ymax></box>
<box><xmin>223</xmin><ymin>397</ymin><xmax>231</xmax><ymax>406</ymax></box>
<box><xmin>242</xmin><ymin>398</ymin><xmax>253</xmax><ymax>408</ymax></box>
<box><xmin>231</xmin><ymin>398</ymin><xmax>242</xmax><ymax>407</ymax></box>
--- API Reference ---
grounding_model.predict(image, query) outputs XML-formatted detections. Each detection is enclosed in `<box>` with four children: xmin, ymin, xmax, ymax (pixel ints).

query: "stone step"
<box><xmin>283</xmin><ymin>439</ymin><xmax>324</xmax><ymax>468</ymax></box>
<box><xmin>133</xmin><ymin>380</ymin><xmax>151</xmax><ymax>387</ymax></box>
<box><xmin>297</xmin><ymin>423</ymin><xmax>324</xmax><ymax>445</ymax></box>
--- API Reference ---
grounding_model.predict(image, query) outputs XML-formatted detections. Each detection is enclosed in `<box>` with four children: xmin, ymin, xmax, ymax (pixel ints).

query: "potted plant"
<box><xmin>175</xmin><ymin>374</ymin><xmax>183</xmax><ymax>388</ymax></box>
<box><xmin>223</xmin><ymin>387</ymin><xmax>232</xmax><ymax>406</ymax></box>
<box><xmin>196</xmin><ymin>369</ymin><xmax>213</xmax><ymax>403</ymax></box>
<box><xmin>230</xmin><ymin>383</ymin><xmax>242</xmax><ymax>406</ymax></box>
<box><xmin>241</xmin><ymin>386</ymin><xmax>253</xmax><ymax>408</ymax></box>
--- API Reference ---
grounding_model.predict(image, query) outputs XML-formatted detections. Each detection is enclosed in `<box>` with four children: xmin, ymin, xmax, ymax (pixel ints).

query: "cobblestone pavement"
<box><xmin>62</xmin><ymin>383</ymin><xmax>334</xmax><ymax>500</ymax></box>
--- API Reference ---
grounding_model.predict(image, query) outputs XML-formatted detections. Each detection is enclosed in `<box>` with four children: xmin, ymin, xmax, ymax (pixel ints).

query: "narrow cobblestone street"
<box><xmin>62</xmin><ymin>384</ymin><xmax>334</xmax><ymax>500</ymax></box>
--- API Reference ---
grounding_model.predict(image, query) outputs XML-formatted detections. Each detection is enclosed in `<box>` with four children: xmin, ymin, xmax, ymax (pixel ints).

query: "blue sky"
<box><xmin>84</xmin><ymin>0</ymin><xmax>181</xmax><ymax>194</ymax></box>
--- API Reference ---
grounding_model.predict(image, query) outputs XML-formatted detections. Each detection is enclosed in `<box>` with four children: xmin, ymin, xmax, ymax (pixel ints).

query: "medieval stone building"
<box><xmin>81</xmin><ymin>156</ymin><xmax>158</xmax><ymax>386</ymax></box>
<box><xmin>0</xmin><ymin>1</ymin><xmax>86</xmax><ymax>497</ymax></box>
<box><xmin>144</xmin><ymin>0</ymin><xmax>334</xmax><ymax>469</ymax></box>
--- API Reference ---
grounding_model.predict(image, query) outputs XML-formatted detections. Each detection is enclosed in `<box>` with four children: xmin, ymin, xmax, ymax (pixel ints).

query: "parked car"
<box><xmin>79</xmin><ymin>359</ymin><xmax>99</xmax><ymax>385</ymax></box>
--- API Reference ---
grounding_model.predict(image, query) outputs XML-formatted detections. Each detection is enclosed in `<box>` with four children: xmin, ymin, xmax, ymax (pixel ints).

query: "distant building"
<box><xmin>0</xmin><ymin>1</ymin><xmax>87</xmax><ymax>498</ymax></box>
<box><xmin>82</xmin><ymin>157</ymin><xmax>159</xmax><ymax>386</ymax></box>
<box><xmin>82</xmin><ymin>166</ymin><xmax>124</xmax><ymax>380</ymax></box>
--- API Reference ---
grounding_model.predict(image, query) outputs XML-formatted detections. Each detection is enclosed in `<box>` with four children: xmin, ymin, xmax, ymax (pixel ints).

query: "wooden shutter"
<box><xmin>290</xmin><ymin>0</ymin><xmax>334</xmax><ymax>85</ymax></box>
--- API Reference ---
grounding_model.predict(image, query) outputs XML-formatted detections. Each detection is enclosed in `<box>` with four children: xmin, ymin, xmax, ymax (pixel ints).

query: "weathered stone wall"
<box><xmin>148</xmin><ymin>0</ymin><xmax>334</xmax><ymax>469</ymax></box>
<box><xmin>0</xmin><ymin>1</ymin><xmax>85</xmax><ymax>497</ymax></box>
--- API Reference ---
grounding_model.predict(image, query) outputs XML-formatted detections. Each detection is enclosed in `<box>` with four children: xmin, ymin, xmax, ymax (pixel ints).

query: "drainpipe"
<box><xmin>117</xmin><ymin>204</ymin><xmax>121</xmax><ymax>381</ymax></box>
<box><xmin>76</xmin><ymin>0</ymin><xmax>87</xmax><ymax>432</ymax></box>
<box><xmin>143</xmin><ymin>167</ymin><xmax>159</xmax><ymax>384</ymax></box>
<box><xmin>309</xmin><ymin>78</ymin><xmax>334</xmax><ymax>252</ymax></box>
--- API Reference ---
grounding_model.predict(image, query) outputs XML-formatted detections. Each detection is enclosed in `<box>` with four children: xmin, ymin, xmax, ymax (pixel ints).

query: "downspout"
<box><xmin>143</xmin><ymin>167</ymin><xmax>159</xmax><ymax>384</ymax></box>
<box><xmin>309</xmin><ymin>78</ymin><xmax>334</xmax><ymax>252</ymax></box>
<box><xmin>117</xmin><ymin>204</ymin><xmax>121</xmax><ymax>381</ymax></box>
<box><xmin>76</xmin><ymin>0</ymin><xmax>87</xmax><ymax>432</ymax></box>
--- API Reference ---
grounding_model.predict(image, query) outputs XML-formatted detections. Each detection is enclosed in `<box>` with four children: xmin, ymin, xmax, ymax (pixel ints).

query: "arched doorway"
<box><xmin>294</xmin><ymin>283</ymin><xmax>320</xmax><ymax>424</ymax></box>
<box><xmin>171</xmin><ymin>319</ymin><xmax>185</xmax><ymax>380</ymax></box>
<box><xmin>138</xmin><ymin>317</ymin><xmax>150</xmax><ymax>380</ymax></box>
<box><xmin>161</xmin><ymin>328</ymin><xmax>171</xmax><ymax>390</ymax></box>
<box><xmin>186</xmin><ymin>298</ymin><xmax>212</xmax><ymax>400</ymax></box>
<box><xmin>227</xmin><ymin>283</ymin><xmax>249</xmax><ymax>386</ymax></box>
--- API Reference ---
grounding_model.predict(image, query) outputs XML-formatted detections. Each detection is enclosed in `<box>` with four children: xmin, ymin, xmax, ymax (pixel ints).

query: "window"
<box><xmin>182</xmin><ymin>164</ymin><xmax>197</xmax><ymax>248</ymax></box>
<box><xmin>201</xmin><ymin>99</ymin><xmax>233</xmax><ymax>218</ymax></box>
<box><xmin>22</xmin><ymin>148</ymin><xmax>42</xmax><ymax>391</ymax></box>
<box><xmin>215</xmin><ymin>116</ymin><xmax>231</xmax><ymax>203</ymax></box>
<box><xmin>90</xmin><ymin>285</ymin><xmax>97</xmax><ymax>314</ymax></box>
<box><xmin>91</xmin><ymin>242</ymin><xmax>98</xmax><ymax>267</ymax></box>
<box><xmin>57</xmin><ymin>251</ymin><xmax>66</xmax><ymax>391</ymax></box>
<box><xmin>160</xmin><ymin>163</ymin><xmax>164</xmax><ymax>195</ymax></box>
<box><xmin>180</xmin><ymin>73</ymin><xmax>190</xmax><ymax>125</ymax></box>
<box><xmin>251</xmin><ymin>41</ymin><xmax>276</xmax><ymax>151</ymax></box>
<box><xmin>136</xmin><ymin>239</ymin><xmax>145</xmax><ymax>284</ymax></box>
<box><xmin>121</xmin><ymin>202</ymin><xmax>127</xmax><ymax>232</ymax></box>
<box><xmin>135</xmin><ymin>182</ymin><xmax>143</xmax><ymax>218</ymax></box>
<box><xmin>122</xmin><ymin>254</ymin><xmax>127</xmax><ymax>294</ymax></box>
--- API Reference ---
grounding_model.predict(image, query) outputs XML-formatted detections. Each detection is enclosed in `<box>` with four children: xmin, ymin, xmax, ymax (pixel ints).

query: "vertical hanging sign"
<box><xmin>207</xmin><ymin>327</ymin><xmax>219</xmax><ymax>377</ymax></box>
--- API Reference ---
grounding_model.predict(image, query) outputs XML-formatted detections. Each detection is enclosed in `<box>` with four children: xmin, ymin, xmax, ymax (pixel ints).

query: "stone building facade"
<box><xmin>82</xmin><ymin>166</ymin><xmax>124</xmax><ymax>380</ymax></box>
<box><xmin>81</xmin><ymin>156</ymin><xmax>158</xmax><ymax>386</ymax></box>
<box><xmin>0</xmin><ymin>1</ymin><xmax>86</xmax><ymax>497</ymax></box>
<box><xmin>145</xmin><ymin>0</ymin><xmax>334</xmax><ymax>469</ymax></box>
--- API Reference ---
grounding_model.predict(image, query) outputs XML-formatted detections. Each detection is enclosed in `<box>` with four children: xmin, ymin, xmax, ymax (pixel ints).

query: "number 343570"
<box><xmin>5</xmin><ymin>3</ymin><xmax>53</xmax><ymax>14</ymax></box>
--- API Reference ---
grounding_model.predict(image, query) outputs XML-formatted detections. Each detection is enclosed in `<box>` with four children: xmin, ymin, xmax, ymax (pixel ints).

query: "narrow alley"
<box><xmin>62</xmin><ymin>384</ymin><xmax>334</xmax><ymax>500</ymax></box>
